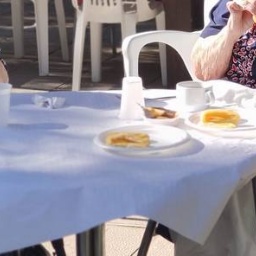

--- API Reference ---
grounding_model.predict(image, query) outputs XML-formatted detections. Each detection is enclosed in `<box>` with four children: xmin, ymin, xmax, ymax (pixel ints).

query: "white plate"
<box><xmin>185</xmin><ymin>109</ymin><xmax>256</xmax><ymax>134</ymax></box>
<box><xmin>94</xmin><ymin>124</ymin><xmax>190</xmax><ymax>156</ymax></box>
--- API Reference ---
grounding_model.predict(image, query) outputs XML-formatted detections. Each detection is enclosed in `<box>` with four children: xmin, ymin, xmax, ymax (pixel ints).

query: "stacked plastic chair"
<box><xmin>10</xmin><ymin>0</ymin><xmax>69</xmax><ymax>75</ymax></box>
<box><xmin>71</xmin><ymin>0</ymin><xmax>166</xmax><ymax>90</ymax></box>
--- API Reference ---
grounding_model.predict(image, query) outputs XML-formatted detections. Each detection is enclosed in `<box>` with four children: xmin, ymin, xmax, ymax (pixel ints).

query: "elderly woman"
<box><xmin>191</xmin><ymin>0</ymin><xmax>256</xmax><ymax>88</ymax></box>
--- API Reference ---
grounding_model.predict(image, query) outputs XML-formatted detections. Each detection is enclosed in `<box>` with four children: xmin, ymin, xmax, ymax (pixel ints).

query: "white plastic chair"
<box><xmin>71</xmin><ymin>0</ymin><xmax>166</xmax><ymax>91</ymax></box>
<box><xmin>122</xmin><ymin>30</ymin><xmax>201</xmax><ymax>81</ymax></box>
<box><xmin>122</xmin><ymin>0</ymin><xmax>218</xmax><ymax>83</ymax></box>
<box><xmin>10</xmin><ymin>0</ymin><xmax>69</xmax><ymax>76</ymax></box>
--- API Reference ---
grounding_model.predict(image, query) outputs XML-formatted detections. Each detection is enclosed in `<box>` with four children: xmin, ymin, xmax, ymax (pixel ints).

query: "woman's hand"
<box><xmin>234</xmin><ymin>0</ymin><xmax>256</xmax><ymax>15</ymax></box>
<box><xmin>227</xmin><ymin>0</ymin><xmax>256</xmax><ymax>36</ymax></box>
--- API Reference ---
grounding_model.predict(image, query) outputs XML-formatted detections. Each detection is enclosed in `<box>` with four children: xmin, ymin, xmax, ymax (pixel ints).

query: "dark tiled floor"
<box><xmin>0</xmin><ymin>0</ymin><xmax>163</xmax><ymax>91</ymax></box>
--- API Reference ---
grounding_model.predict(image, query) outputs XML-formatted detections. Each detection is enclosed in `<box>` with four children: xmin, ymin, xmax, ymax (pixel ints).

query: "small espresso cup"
<box><xmin>176</xmin><ymin>81</ymin><xmax>215</xmax><ymax>112</ymax></box>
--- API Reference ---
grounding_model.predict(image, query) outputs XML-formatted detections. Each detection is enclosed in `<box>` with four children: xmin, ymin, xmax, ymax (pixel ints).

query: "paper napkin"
<box><xmin>204</xmin><ymin>80</ymin><xmax>256</xmax><ymax>108</ymax></box>
<box><xmin>32</xmin><ymin>94</ymin><xmax>66</xmax><ymax>109</ymax></box>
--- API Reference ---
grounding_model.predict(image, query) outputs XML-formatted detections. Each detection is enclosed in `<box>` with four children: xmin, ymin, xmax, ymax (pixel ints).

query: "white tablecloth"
<box><xmin>1</xmin><ymin>90</ymin><xmax>256</xmax><ymax>254</ymax></box>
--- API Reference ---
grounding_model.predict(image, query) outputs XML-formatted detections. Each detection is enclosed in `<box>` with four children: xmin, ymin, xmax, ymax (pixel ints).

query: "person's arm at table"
<box><xmin>191</xmin><ymin>0</ymin><xmax>256</xmax><ymax>81</ymax></box>
<box><xmin>0</xmin><ymin>59</ymin><xmax>9</xmax><ymax>83</ymax></box>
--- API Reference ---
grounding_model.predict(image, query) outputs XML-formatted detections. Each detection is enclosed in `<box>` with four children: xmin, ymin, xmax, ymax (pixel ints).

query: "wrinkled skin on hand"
<box><xmin>229</xmin><ymin>0</ymin><xmax>256</xmax><ymax>35</ymax></box>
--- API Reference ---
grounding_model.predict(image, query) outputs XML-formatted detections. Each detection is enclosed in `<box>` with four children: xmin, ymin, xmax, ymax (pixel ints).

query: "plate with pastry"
<box><xmin>140</xmin><ymin>106</ymin><xmax>179</xmax><ymax>126</ymax></box>
<box><xmin>185</xmin><ymin>108</ymin><xmax>256</xmax><ymax>134</ymax></box>
<box><xmin>94</xmin><ymin>124</ymin><xmax>190</xmax><ymax>156</ymax></box>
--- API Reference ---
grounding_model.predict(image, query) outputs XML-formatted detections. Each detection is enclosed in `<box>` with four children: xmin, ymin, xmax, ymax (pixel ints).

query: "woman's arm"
<box><xmin>0</xmin><ymin>60</ymin><xmax>9</xmax><ymax>83</ymax></box>
<box><xmin>191</xmin><ymin>23</ymin><xmax>240</xmax><ymax>80</ymax></box>
<box><xmin>191</xmin><ymin>1</ymin><xmax>255</xmax><ymax>81</ymax></box>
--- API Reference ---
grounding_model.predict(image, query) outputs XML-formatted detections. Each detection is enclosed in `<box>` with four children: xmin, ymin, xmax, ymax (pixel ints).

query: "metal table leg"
<box><xmin>137</xmin><ymin>220</ymin><xmax>157</xmax><ymax>256</ymax></box>
<box><xmin>252</xmin><ymin>177</ymin><xmax>256</xmax><ymax>215</ymax></box>
<box><xmin>76</xmin><ymin>224</ymin><xmax>105</xmax><ymax>256</ymax></box>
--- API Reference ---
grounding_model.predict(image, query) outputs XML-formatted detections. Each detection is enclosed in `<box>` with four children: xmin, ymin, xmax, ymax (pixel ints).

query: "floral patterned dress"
<box><xmin>226</xmin><ymin>24</ymin><xmax>256</xmax><ymax>88</ymax></box>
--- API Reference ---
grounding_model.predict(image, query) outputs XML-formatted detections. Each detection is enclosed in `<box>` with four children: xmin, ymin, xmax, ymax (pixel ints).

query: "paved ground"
<box><xmin>0</xmin><ymin>0</ymin><xmax>174</xmax><ymax>255</ymax></box>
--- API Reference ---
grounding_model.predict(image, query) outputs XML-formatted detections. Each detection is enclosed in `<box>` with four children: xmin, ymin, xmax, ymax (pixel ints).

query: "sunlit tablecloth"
<box><xmin>0</xmin><ymin>90</ymin><xmax>256</xmax><ymax>254</ymax></box>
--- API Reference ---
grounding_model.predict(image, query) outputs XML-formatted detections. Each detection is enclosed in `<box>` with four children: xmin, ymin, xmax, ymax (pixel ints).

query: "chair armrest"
<box><xmin>122</xmin><ymin>30</ymin><xmax>201</xmax><ymax>80</ymax></box>
<box><xmin>71</xmin><ymin>0</ymin><xmax>81</xmax><ymax>9</ymax></box>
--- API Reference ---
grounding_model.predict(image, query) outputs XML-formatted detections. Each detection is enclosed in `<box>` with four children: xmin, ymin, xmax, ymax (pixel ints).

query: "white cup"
<box><xmin>119</xmin><ymin>76</ymin><xmax>145</xmax><ymax>120</ymax></box>
<box><xmin>0</xmin><ymin>83</ymin><xmax>12</xmax><ymax>126</ymax></box>
<box><xmin>176</xmin><ymin>81</ymin><xmax>215</xmax><ymax>112</ymax></box>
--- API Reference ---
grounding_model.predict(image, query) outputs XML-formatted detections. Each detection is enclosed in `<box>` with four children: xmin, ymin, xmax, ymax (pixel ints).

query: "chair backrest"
<box><xmin>71</xmin><ymin>0</ymin><xmax>163</xmax><ymax>23</ymax></box>
<box><xmin>122</xmin><ymin>30</ymin><xmax>200</xmax><ymax>81</ymax></box>
<box><xmin>122</xmin><ymin>0</ymin><xmax>219</xmax><ymax>81</ymax></box>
